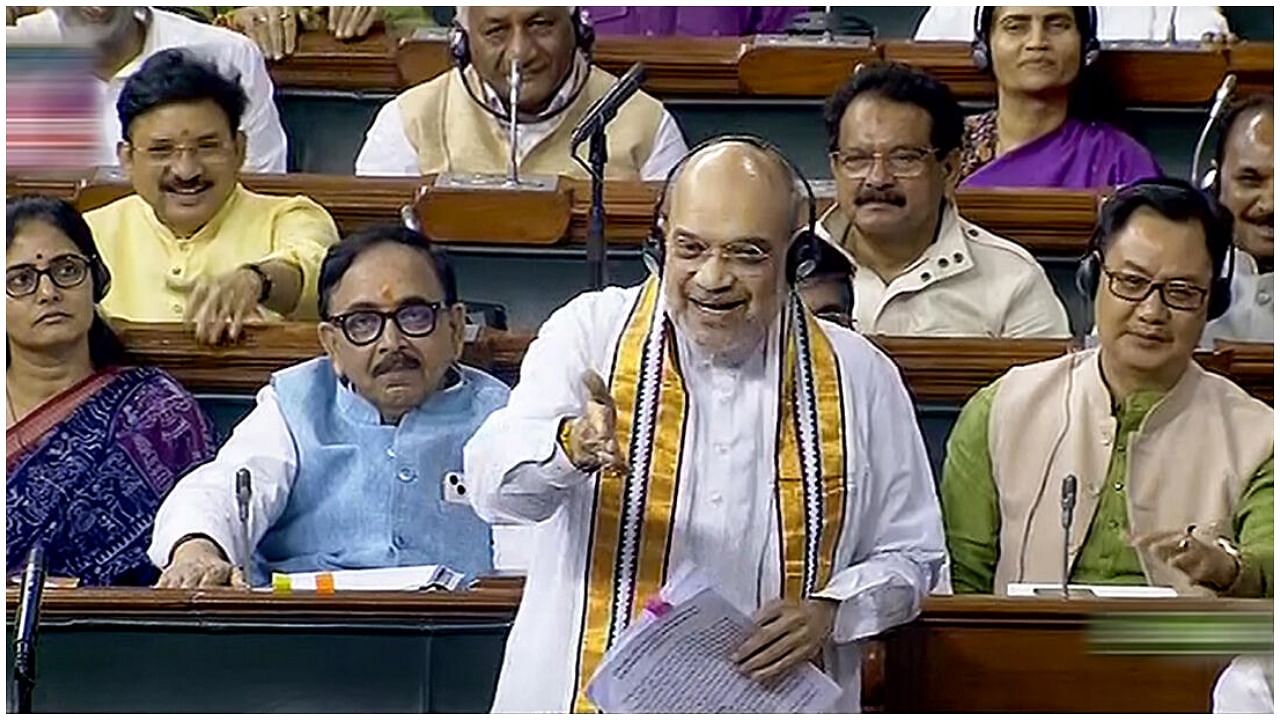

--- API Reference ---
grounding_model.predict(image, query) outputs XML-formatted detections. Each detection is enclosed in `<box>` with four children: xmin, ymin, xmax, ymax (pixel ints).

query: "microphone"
<box><xmin>1190</xmin><ymin>74</ymin><xmax>1237</xmax><ymax>182</ymax></box>
<box><xmin>1060</xmin><ymin>474</ymin><xmax>1078</xmax><ymax>599</ymax></box>
<box><xmin>235</xmin><ymin>468</ymin><xmax>253</xmax><ymax>577</ymax></box>
<box><xmin>569</xmin><ymin>62</ymin><xmax>647</xmax><ymax>149</ymax></box>
<box><xmin>13</xmin><ymin>542</ymin><xmax>48</xmax><ymax>713</ymax></box>
<box><xmin>507</xmin><ymin>59</ymin><xmax>522</xmax><ymax>184</ymax></box>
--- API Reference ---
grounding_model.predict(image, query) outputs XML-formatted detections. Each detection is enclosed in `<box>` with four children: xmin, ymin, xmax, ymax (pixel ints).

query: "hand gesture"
<box><xmin>565</xmin><ymin>370</ymin><xmax>627</xmax><ymax>473</ymax></box>
<box><xmin>732</xmin><ymin>598</ymin><xmax>838</xmax><ymax>682</ymax></box>
<box><xmin>227</xmin><ymin>6</ymin><xmax>300</xmax><ymax>60</ymax></box>
<box><xmin>329</xmin><ymin>6</ymin><xmax>382</xmax><ymax>40</ymax></box>
<box><xmin>155</xmin><ymin>537</ymin><xmax>248</xmax><ymax>589</ymax></box>
<box><xmin>1133</xmin><ymin>526</ymin><xmax>1240</xmax><ymax>592</ymax></box>
<box><xmin>185</xmin><ymin>267</ymin><xmax>263</xmax><ymax>346</ymax></box>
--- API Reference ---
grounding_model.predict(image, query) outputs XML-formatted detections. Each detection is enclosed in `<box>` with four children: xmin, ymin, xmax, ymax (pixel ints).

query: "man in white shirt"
<box><xmin>915</xmin><ymin>5</ymin><xmax>1231</xmax><ymax>43</ymax></box>
<box><xmin>355</xmin><ymin>5</ymin><xmax>686</xmax><ymax>180</ymax></box>
<box><xmin>149</xmin><ymin>226</ymin><xmax>510</xmax><ymax>587</ymax></box>
<box><xmin>1203</xmin><ymin>95</ymin><xmax>1273</xmax><ymax>345</ymax></box>
<box><xmin>821</xmin><ymin>62</ymin><xmax>1069</xmax><ymax>337</ymax></box>
<box><xmin>465</xmin><ymin>137</ymin><xmax>946</xmax><ymax>712</ymax></box>
<box><xmin>7</xmin><ymin>6</ymin><xmax>287</xmax><ymax>172</ymax></box>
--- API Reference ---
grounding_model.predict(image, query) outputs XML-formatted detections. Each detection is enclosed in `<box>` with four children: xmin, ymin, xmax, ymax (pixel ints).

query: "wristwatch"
<box><xmin>1211</xmin><ymin>537</ymin><xmax>1243</xmax><ymax>592</ymax></box>
<box><xmin>243</xmin><ymin>264</ymin><xmax>272</xmax><ymax>304</ymax></box>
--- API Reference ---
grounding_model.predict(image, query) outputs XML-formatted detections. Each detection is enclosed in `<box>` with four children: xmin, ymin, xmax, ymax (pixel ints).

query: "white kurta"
<box><xmin>464</xmin><ymin>283</ymin><xmax>946</xmax><ymax>713</ymax></box>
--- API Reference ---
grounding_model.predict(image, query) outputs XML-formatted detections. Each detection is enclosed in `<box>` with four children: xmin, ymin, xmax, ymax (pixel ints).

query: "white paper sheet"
<box><xmin>1006</xmin><ymin>583</ymin><xmax>1178</xmax><ymax>598</ymax></box>
<box><xmin>585</xmin><ymin>586</ymin><xmax>842</xmax><ymax>713</ymax></box>
<box><xmin>259</xmin><ymin>565</ymin><xmax>464</xmax><ymax>592</ymax></box>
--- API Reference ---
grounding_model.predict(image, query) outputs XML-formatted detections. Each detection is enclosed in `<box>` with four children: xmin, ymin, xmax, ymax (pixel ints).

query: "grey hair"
<box><xmin>455</xmin><ymin>5</ymin><xmax>577</xmax><ymax>30</ymax></box>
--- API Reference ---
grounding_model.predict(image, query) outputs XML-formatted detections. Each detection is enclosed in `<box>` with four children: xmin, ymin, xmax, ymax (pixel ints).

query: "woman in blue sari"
<box><xmin>6</xmin><ymin>196</ymin><xmax>216</xmax><ymax>586</ymax></box>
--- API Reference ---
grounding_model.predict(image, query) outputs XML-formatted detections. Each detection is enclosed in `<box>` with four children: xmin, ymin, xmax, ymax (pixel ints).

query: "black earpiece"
<box><xmin>643</xmin><ymin>134</ymin><xmax>820</xmax><ymax>286</ymax></box>
<box><xmin>971</xmin><ymin>6</ymin><xmax>1100</xmax><ymax>72</ymax></box>
<box><xmin>89</xmin><ymin>254</ymin><xmax>111</xmax><ymax>303</ymax></box>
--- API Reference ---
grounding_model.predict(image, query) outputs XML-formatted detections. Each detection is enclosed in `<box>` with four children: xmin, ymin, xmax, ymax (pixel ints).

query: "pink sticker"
<box><xmin>644</xmin><ymin>596</ymin><xmax>673</xmax><ymax>617</ymax></box>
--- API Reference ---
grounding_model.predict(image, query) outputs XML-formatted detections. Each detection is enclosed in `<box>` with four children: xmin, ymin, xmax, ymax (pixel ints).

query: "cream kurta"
<box><xmin>818</xmin><ymin>203</ymin><xmax>1070</xmax><ymax>337</ymax></box>
<box><xmin>464</xmin><ymin>282</ymin><xmax>946</xmax><ymax>713</ymax></box>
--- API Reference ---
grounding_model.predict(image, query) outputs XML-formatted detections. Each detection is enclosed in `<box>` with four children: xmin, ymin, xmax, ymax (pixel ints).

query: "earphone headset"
<box><xmin>1074</xmin><ymin>178</ymin><xmax>1235</xmax><ymax>322</ymax></box>
<box><xmin>643</xmin><ymin>134</ymin><xmax>821</xmax><ymax>285</ymax></box>
<box><xmin>971</xmin><ymin>5</ymin><xmax>1100</xmax><ymax>72</ymax></box>
<box><xmin>87</xmin><ymin>253</ymin><xmax>111</xmax><ymax>303</ymax></box>
<box><xmin>448</xmin><ymin>7</ymin><xmax>596</xmax><ymax>71</ymax></box>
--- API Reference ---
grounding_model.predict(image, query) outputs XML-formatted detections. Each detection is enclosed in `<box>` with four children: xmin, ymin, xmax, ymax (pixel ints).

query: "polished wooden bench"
<box><xmin>264</xmin><ymin>30</ymin><xmax>1270</xmax><ymax>106</ymax></box>
<box><xmin>111</xmin><ymin>322</ymin><xmax>1272</xmax><ymax>406</ymax></box>
<box><xmin>9</xmin><ymin>171</ymin><xmax>1102</xmax><ymax>255</ymax></box>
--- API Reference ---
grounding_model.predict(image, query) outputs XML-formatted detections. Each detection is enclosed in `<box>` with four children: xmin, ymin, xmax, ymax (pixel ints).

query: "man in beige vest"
<box><xmin>820</xmin><ymin>62</ymin><xmax>1069</xmax><ymax>337</ymax></box>
<box><xmin>355</xmin><ymin>6</ymin><xmax>686</xmax><ymax>180</ymax></box>
<box><xmin>942</xmin><ymin>179</ymin><xmax>1273</xmax><ymax>598</ymax></box>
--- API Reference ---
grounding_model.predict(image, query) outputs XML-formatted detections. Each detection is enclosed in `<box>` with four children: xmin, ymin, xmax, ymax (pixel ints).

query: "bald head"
<box><xmin>665</xmin><ymin>141</ymin><xmax>805</xmax><ymax>243</ymax></box>
<box><xmin>661</xmin><ymin>140</ymin><xmax>807</xmax><ymax>361</ymax></box>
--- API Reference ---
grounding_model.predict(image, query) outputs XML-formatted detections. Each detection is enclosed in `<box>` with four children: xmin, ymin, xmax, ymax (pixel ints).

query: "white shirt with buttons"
<box><xmin>1201</xmin><ymin>248</ymin><xmax>1274</xmax><ymax>346</ymax></box>
<box><xmin>818</xmin><ymin>202</ymin><xmax>1071</xmax><ymax>338</ymax></box>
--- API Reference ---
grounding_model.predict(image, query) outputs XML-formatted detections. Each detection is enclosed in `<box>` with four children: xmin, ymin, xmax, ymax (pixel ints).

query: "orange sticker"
<box><xmin>316</xmin><ymin>572</ymin><xmax>335</xmax><ymax>595</ymax></box>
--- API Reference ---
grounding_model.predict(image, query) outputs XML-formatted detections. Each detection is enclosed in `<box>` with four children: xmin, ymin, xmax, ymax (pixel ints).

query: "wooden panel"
<box><xmin>5</xmin><ymin>583</ymin><xmax>522</xmax><ymax>624</ymax></box>
<box><xmin>737</xmin><ymin>42</ymin><xmax>878</xmax><ymax>96</ymax></box>
<box><xmin>882</xmin><ymin>41</ymin><xmax>1229</xmax><ymax>105</ymax></box>
<box><xmin>413</xmin><ymin>177</ymin><xmax>572</xmax><ymax>245</ymax></box>
<box><xmin>394</xmin><ymin>35</ymin><xmax>744</xmax><ymax>96</ymax></box>
<box><xmin>114</xmin><ymin>322</ymin><xmax>1272</xmax><ymax>407</ymax></box>
<box><xmin>1226</xmin><ymin>41</ymin><xmax>1277</xmax><ymax>97</ymax></box>
<box><xmin>882</xmin><ymin>596</ymin><xmax>1269</xmax><ymax>712</ymax></box>
<box><xmin>268</xmin><ymin>28</ymin><xmax>405</xmax><ymax>91</ymax></box>
<box><xmin>53</xmin><ymin>172</ymin><xmax>1101</xmax><ymax>255</ymax></box>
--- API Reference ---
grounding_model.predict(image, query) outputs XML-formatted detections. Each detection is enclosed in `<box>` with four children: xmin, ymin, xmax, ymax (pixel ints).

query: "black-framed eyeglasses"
<box><xmin>6</xmin><ymin>254</ymin><xmax>91</xmax><ymax>298</ymax></box>
<box><xmin>325</xmin><ymin>301</ymin><xmax>444</xmax><ymax>346</ymax></box>
<box><xmin>1102</xmin><ymin>268</ymin><xmax>1209</xmax><ymax>312</ymax></box>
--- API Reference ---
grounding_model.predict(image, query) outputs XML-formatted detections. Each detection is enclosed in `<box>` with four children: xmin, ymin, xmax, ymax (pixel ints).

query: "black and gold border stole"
<box><xmin>775</xmin><ymin>297</ymin><xmax>848</xmax><ymax>601</ymax></box>
<box><xmin>573</xmin><ymin>278</ymin><xmax>688</xmax><ymax>712</ymax></box>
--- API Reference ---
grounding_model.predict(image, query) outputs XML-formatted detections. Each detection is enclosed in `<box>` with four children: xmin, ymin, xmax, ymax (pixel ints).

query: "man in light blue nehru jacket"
<box><xmin>148</xmin><ymin>225</ymin><xmax>510</xmax><ymax>587</ymax></box>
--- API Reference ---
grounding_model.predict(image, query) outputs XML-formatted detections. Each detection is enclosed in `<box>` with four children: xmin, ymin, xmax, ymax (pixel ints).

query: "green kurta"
<box><xmin>941</xmin><ymin>381</ymin><xmax>1273</xmax><ymax>596</ymax></box>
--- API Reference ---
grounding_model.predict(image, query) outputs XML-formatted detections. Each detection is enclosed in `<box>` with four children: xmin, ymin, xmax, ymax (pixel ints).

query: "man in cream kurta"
<box><xmin>356</xmin><ymin>6</ymin><xmax>685</xmax><ymax>179</ymax></box>
<box><xmin>821</xmin><ymin>62</ymin><xmax>1068</xmax><ymax>338</ymax></box>
<box><xmin>466</xmin><ymin>139</ymin><xmax>945</xmax><ymax>713</ymax></box>
<box><xmin>818</xmin><ymin>201</ymin><xmax>1070</xmax><ymax>336</ymax></box>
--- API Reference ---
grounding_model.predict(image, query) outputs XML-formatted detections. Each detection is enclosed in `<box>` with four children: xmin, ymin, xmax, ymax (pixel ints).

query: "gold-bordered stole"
<box><xmin>573</xmin><ymin>278</ymin><xmax>688</xmax><ymax>712</ymax></box>
<box><xmin>775</xmin><ymin>298</ymin><xmax>848</xmax><ymax>601</ymax></box>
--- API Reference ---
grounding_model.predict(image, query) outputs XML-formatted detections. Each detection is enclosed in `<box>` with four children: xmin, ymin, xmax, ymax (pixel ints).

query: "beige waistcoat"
<box><xmin>988</xmin><ymin>349</ymin><xmax>1273</xmax><ymax>593</ymax></box>
<box><xmin>395</xmin><ymin>66</ymin><xmax>662</xmax><ymax>179</ymax></box>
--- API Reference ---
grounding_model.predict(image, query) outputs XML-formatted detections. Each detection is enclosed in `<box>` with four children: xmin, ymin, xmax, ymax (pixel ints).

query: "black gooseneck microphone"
<box><xmin>13</xmin><ymin>542</ymin><xmax>48</xmax><ymax>713</ymax></box>
<box><xmin>1060</xmin><ymin>474</ymin><xmax>1079</xmax><ymax>599</ymax></box>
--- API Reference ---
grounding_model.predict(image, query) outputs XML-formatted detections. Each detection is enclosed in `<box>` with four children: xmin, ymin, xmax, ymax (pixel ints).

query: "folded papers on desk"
<box><xmin>264</xmin><ymin>565</ymin><xmax>465</xmax><ymax>593</ymax></box>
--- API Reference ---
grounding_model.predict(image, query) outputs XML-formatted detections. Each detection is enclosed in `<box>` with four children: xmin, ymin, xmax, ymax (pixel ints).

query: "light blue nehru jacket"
<box><xmin>255</xmin><ymin>357</ymin><xmax>510</xmax><ymax>586</ymax></box>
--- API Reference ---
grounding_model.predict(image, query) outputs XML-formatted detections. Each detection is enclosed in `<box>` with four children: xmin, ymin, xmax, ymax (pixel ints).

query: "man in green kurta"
<box><xmin>941</xmin><ymin>179</ymin><xmax>1272</xmax><ymax>597</ymax></box>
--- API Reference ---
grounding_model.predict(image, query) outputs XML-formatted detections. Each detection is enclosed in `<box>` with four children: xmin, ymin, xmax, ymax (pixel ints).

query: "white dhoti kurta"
<box><xmin>465</xmin><ymin>283</ymin><xmax>946</xmax><ymax>713</ymax></box>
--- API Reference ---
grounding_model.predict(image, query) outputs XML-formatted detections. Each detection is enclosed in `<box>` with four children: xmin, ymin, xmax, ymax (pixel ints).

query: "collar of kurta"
<box><xmin>817</xmin><ymin>200</ymin><xmax>976</xmax><ymax>286</ymax></box>
<box><xmin>141</xmin><ymin>182</ymin><xmax>247</xmax><ymax>245</ymax></box>
<box><xmin>469</xmin><ymin>51</ymin><xmax>591</xmax><ymax>129</ymax></box>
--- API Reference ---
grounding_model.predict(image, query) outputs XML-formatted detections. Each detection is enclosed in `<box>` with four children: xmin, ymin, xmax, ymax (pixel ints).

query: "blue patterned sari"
<box><xmin>6</xmin><ymin>366</ymin><xmax>216</xmax><ymax>585</ymax></box>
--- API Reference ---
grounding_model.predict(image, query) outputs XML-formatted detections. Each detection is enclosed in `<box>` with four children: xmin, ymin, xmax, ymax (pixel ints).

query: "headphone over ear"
<box><xmin>971</xmin><ymin>5</ymin><xmax>1100</xmax><ymax>72</ymax></box>
<box><xmin>449</xmin><ymin>7</ymin><xmax>596</xmax><ymax>70</ymax></box>
<box><xmin>81</xmin><ymin>251</ymin><xmax>111</xmax><ymax>304</ymax></box>
<box><xmin>642</xmin><ymin>134</ymin><xmax>820</xmax><ymax>286</ymax></box>
<box><xmin>1075</xmin><ymin>179</ymin><xmax>1234</xmax><ymax>322</ymax></box>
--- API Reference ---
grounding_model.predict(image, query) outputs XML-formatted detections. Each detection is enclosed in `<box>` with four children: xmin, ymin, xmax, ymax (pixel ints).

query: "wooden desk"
<box><xmin>882</xmin><ymin>595</ymin><xmax>1270</xmax><ymax>712</ymax></box>
<box><xmin>269</xmin><ymin>32</ymin><xmax>1268</xmax><ymax>104</ymax></box>
<box><xmin>5</xmin><ymin>584</ymin><xmax>520</xmax><ymax>713</ymax></box>
<box><xmin>16</xmin><ymin>170</ymin><xmax>1104</xmax><ymax>255</ymax></box>
<box><xmin>114</xmin><ymin>322</ymin><xmax>1272</xmax><ymax>407</ymax></box>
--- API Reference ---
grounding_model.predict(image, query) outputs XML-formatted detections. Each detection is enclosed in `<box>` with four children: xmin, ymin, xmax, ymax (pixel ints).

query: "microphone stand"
<box><xmin>13</xmin><ymin>543</ymin><xmax>47</xmax><ymax>713</ymax></box>
<box><xmin>585</xmin><ymin>128</ymin><xmax>608</xmax><ymax>290</ymax></box>
<box><xmin>1060</xmin><ymin>475</ymin><xmax>1078</xmax><ymax>599</ymax></box>
<box><xmin>506</xmin><ymin>60</ymin><xmax>522</xmax><ymax>186</ymax></box>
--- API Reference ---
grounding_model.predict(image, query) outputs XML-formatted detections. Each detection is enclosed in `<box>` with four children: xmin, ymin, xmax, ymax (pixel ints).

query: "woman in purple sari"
<box><xmin>6</xmin><ymin>196</ymin><xmax>216</xmax><ymax>586</ymax></box>
<box><xmin>958</xmin><ymin>6</ymin><xmax>1162</xmax><ymax>189</ymax></box>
